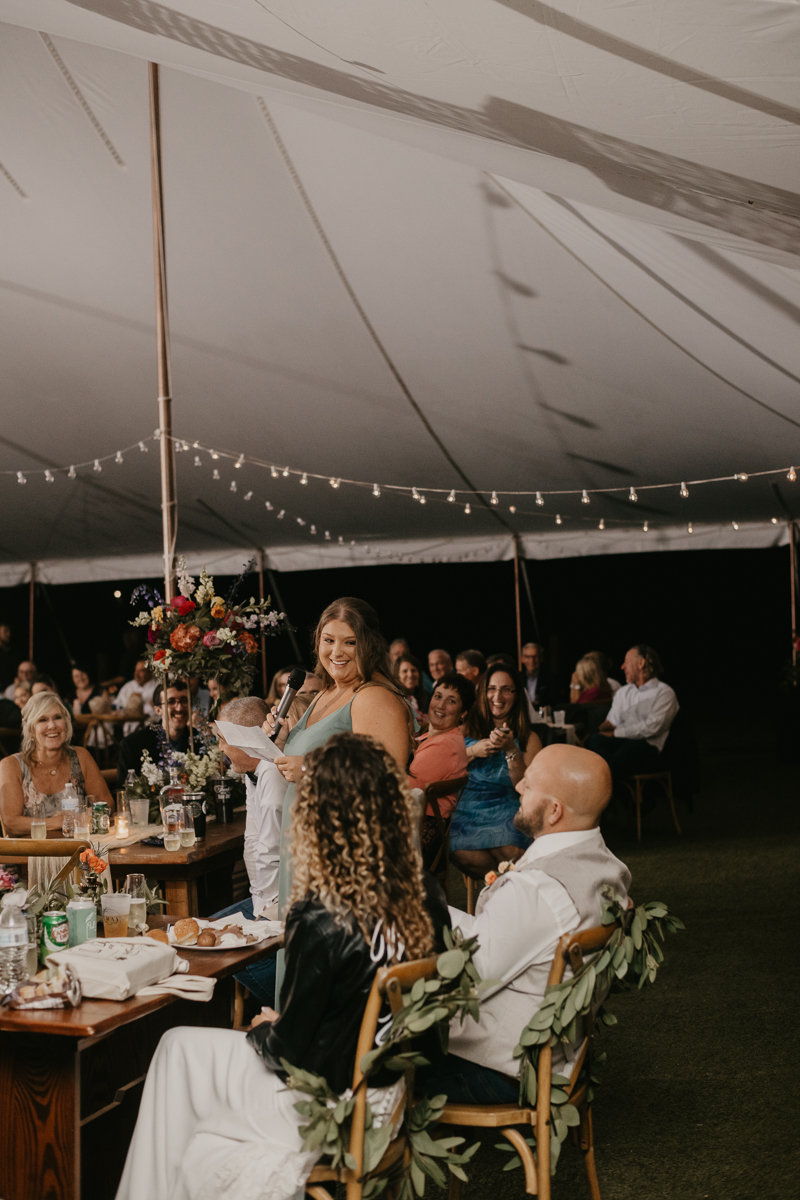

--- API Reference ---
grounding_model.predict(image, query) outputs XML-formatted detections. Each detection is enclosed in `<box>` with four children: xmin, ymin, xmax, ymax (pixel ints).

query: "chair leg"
<box><xmin>579</xmin><ymin>1108</ymin><xmax>601</xmax><ymax>1200</ymax></box>
<box><xmin>501</xmin><ymin>1127</ymin><xmax>538</xmax><ymax>1195</ymax></box>
<box><xmin>635</xmin><ymin>779</ymin><xmax>643</xmax><ymax>842</ymax></box>
<box><xmin>462</xmin><ymin>874</ymin><xmax>476</xmax><ymax>915</ymax></box>
<box><xmin>233</xmin><ymin>980</ymin><xmax>248</xmax><ymax>1030</ymax></box>
<box><xmin>665</xmin><ymin>774</ymin><xmax>682</xmax><ymax>835</ymax></box>
<box><xmin>448</xmin><ymin>1171</ymin><xmax>462</xmax><ymax>1200</ymax></box>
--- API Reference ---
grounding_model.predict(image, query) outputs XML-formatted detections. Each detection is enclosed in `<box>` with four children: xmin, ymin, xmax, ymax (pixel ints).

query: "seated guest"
<box><xmin>63</xmin><ymin>662</ymin><xmax>105</xmax><ymax>715</ymax></box>
<box><xmin>114</xmin><ymin>658</ymin><xmax>157</xmax><ymax>716</ymax></box>
<box><xmin>428</xmin><ymin>648</ymin><xmax>453</xmax><ymax>683</ymax></box>
<box><xmin>569</xmin><ymin>654</ymin><xmax>613</xmax><ymax>704</ymax></box>
<box><xmin>0</xmin><ymin>694</ymin><xmax>22</xmax><ymax>731</ymax></box>
<box><xmin>409</xmin><ymin>672</ymin><xmax>474</xmax><ymax>865</ymax></box>
<box><xmin>298</xmin><ymin>671</ymin><xmax>323</xmax><ymax>697</ymax></box>
<box><xmin>116</xmin><ymin>732</ymin><xmax>450</xmax><ymax>1200</ymax></box>
<box><xmin>212</xmin><ymin>696</ymin><xmax>287</xmax><ymax>1006</ymax></box>
<box><xmin>487</xmin><ymin>653</ymin><xmax>516</xmax><ymax>670</ymax></box>
<box><xmin>586</xmin><ymin>650</ymin><xmax>621</xmax><ymax>693</ymax></box>
<box><xmin>418</xmin><ymin>745</ymin><xmax>631</xmax><ymax>1103</ymax></box>
<box><xmin>31</xmin><ymin>676</ymin><xmax>57</xmax><ymax>695</ymax></box>
<box><xmin>0</xmin><ymin>692</ymin><xmax>114</xmax><ymax>836</ymax></box>
<box><xmin>450</xmin><ymin>664</ymin><xmax>542</xmax><ymax>880</ymax></box>
<box><xmin>587</xmin><ymin>645</ymin><xmax>678</xmax><ymax>784</ymax></box>
<box><xmin>389</xmin><ymin>637</ymin><xmax>411</xmax><ymax>666</ymax></box>
<box><xmin>116</xmin><ymin>679</ymin><xmax>191</xmax><ymax>787</ymax></box>
<box><xmin>3</xmin><ymin>660</ymin><xmax>37</xmax><ymax>701</ymax></box>
<box><xmin>521</xmin><ymin>642</ymin><xmax>554</xmax><ymax>713</ymax></box>
<box><xmin>455</xmin><ymin>648</ymin><xmax>487</xmax><ymax>684</ymax></box>
<box><xmin>14</xmin><ymin>683</ymin><xmax>31</xmax><ymax>710</ymax></box>
<box><xmin>396</xmin><ymin>653</ymin><xmax>431</xmax><ymax>727</ymax></box>
<box><xmin>265</xmin><ymin>665</ymin><xmax>300</xmax><ymax>707</ymax></box>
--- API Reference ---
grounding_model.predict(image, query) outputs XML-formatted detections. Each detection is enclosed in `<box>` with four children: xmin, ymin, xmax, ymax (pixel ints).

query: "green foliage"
<box><xmin>280</xmin><ymin>926</ymin><xmax>484</xmax><ymax>1198</ymax></box>
<box><xmin>501</xmin><ymin>888</ymin><xmax>684</xmax><ymax>1177</ymax></box>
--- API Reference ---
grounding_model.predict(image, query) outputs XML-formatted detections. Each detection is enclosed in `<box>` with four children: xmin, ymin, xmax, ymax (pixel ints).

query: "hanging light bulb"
<box><xmin>687</xmin><ymin>522</ymin><xmax>693</xmax><ymax>533</ymax></box>
<box><xmin>154</xmin><ymin>428</ymin><xmax>162</xmax><ymax>440</ymax></box>
<box><xmin>193</xmin><ymin>441</ymin><xmax>200</xmax><ymax>449</ymax></box>
<box><xmin>419</xmin><ymin>493</ymin><xmax>426</xmax><ymax>505</ymax></box>
<box><xmin>732</xmin><ymin>521</ymin><xmax>739</xmax><ymax>530</ymax></box>
<box><xmin>265</xmin><ymin>501</ymin><xmax>273</xmax><ymax>511</ymax></box>
<box><xmin>230</xmin><ymin>481</ymin><xmax>237</xmax><ymax>492</ymax></box>
<box><xmin>310</xmin><ymin>525</ymin><xmax>316</xmax><ymax>535</ymax></box>
<box><xmin>372</xmin><ymin>484</ymin><xmax>381</xmax><ymax>498</ymax></box>
<box><xmin>244</xmin><ymin>491</ymin><xmax>253</xmax><ymax>501</ymax></box>
<box><xmin>296</xmin><ymin>517</ymin><xmax>306</xmax><ymax>526</ymax></box>
<box><xmin>771</xmin><ymin>517</ymin><xmax>778</xmax><ymax>524</ymax></box>
<box><xmin>680</xmin><ymin>482</ymin><xmax>689</xmax><ymax>498</ymax></box>
<box><xmin>212</xmin><ymin>469</ymin><xmax>220</xmax><ymax>480</ymax></box>
<box><xmin>629</xmin><ymin>487</ymin><xmax>637</xmax><ymax>502</ymax></box>
<box><xmin>735</xmin><ymin>472</ymin><xmax>748</xmax><ymax>482</ymax></box>
<box><xmin>277</xmin><ymin>509</ymin><xmax>285</xmax><ymax>519</ymax></box>
<box><xmin>45</xmin><ymin>470</ymin><xmax>54</xmax><ymax>483</ymax></box>
<box><xmin>447</xmin><ymin>489</ymin><xmax>456</xmax><ymax>502</ymax></box>
<box><xmin>581</xmin><ymin>490</ymin><xmax>590</xmax><ymax>504</ymax></box>
<box><xmin>350</xmin><ymin>540</ymin><xmax>356</xmax><ymax>547</ymax></box>
<box><xmin>643</xmin><ymin>521</ymin><xmax>649</xmax><ymax>532</ymax></box>
<box><xmin>210</xmin><ymin>451</ymin><xmax>219</xmax><ymax>460</ymax></box>
<box><xmin>535</xmin><ymin>492</ymin><xmax>544</xmax><ymax>506</ymax></box>
<box><xmin>194</xmin><ymin>455</ymin><xmax>202</xmax><ymax>467</ymax></box>
<box><xmin>788</xmin><ymin>466</ymin><xmax>797</xmax><ymax>482</ymax></box>
<box><xmin>175</xmin><ymin>442</ymin><xmax>182</xmax><ymax>453</ymax></box>
<box><xmin>490</xmin><ymin>491</ymin><xmax>498</xmax><ymax>505</ymax></box>
<box><xmin>325</xmin><ymin>531</ymin><xmax>332</xmax><ymax>541</ymax></box>
<box><xmin>282</xmin><ymin>467</ymin><xmax>290</xmax><ymax>478</ymax></box>
<box><xmin>93</xmin><ymin>459</ymin><xmax>102</xmax><ymax>472</ymax></box>
<box><xmin>300</xmin><ymin>473</ymin><xmax>308</xmax><ymax>485</ymax></box>
<box><xmin>115</xmin><ymin>451</ymin><xmax>123</xmax><ymax>464</ymax></box>
<box><xmin>68</xmin><ymin>465</ymin><xmax>76</xmax><ymax>479</ymax></box>
<box><xmin>509</xmin><ymin>505</ymin><xmax>516</xmax><ymax>513</ymax></box>
<box><xmin>464</xmin><ymin>503</ymin><xmax>471</xmax><ymax>514</ymax></box>
<box><xmin>555</xmin><ymin>514</ymin><xmax>562</xmax><ymax>525</ymax></box>
<box><xmin>138</xmin><ymin>441</ymin><xmax>148</xmax><ymax>453</ymax></box>
<box><xmin>411</xmin><ymin>487</ymin><xmax>419</xmax><ymax>501</ymax></box>
<box><xmin>270</xmin><ymin>466</ymin><xmax>278</xmax><ymax>478</ymax></box>
<box><xmin>330</xmin><ymin>477</ymin><xmax>341</xmax><ymax>489</ymax></box>
<box><xmin>17</xmin><ymin>472</ymin><xmax>26</xmax><ymax>485</ymax></box>
<box><xmin>235</xmin><ymin>454</ymin><xmax>244</xmax><ymax>469</ymax></box>
<box><xmin>598</xmin><ymin>518</ymin><xmax>605</xmax><ymax>530</ymax></box>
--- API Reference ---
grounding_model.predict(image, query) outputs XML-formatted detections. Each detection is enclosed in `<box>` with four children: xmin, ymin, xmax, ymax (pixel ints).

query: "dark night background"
<box><xmin>0</xmin><ymin>546</ymin><xmax>794</xmax><ymax>736</ymax></box>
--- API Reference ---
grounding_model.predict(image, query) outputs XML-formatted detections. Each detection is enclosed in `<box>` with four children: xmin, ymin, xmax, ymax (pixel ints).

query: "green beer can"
<box><xmin>41</xmin><ymin>910</ymin><xmax>69</xmax><ymax>961</ymax></box>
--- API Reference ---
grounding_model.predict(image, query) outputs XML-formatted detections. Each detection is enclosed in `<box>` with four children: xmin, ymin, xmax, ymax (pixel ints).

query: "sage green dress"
<box><xmin>274</xmin><ymin>695</ymin><xmax>354</xmax><ymax>1002</ymax></box>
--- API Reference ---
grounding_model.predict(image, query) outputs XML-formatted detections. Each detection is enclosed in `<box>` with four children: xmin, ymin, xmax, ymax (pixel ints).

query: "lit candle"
<box><xmin>115</xmin><ymin>815</ymin><xmax>130</xmax><ymax>840</ymax></box>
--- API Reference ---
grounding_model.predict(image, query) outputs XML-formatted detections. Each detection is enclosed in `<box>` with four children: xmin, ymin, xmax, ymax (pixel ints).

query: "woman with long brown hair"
<box><xmin>116</xmin><ymin>733</ymin><xmax>448</xmax><ymax>1200</ymax></box>
<box><xmin>449</xmin><ymin>663</ymin><xmax>542</xmax><ymax>880</ymax></box>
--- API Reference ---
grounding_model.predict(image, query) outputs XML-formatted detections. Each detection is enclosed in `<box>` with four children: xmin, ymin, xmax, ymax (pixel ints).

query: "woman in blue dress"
<box><xmin>450</xmin><ymin>663</ymin><xmax>542</xmax><ymax>881</ymax></box>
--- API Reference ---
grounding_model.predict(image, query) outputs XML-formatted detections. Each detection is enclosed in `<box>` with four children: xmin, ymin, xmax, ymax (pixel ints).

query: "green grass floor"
<box><xmin>435</xmin><ymin>719</ymin><xmax>800</xmax><ymax>1200</ymax></box>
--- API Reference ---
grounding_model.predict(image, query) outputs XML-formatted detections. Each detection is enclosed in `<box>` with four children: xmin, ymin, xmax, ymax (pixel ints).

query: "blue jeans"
<box><xmin>416</xmin><ymin>1053</ymin><xmax>519</xmax><ymax>1105</ymax></box>
<box><xmin>210</xmin><ymin>897</ymin><xmax>277</xmax><ymax>1009</ymax></box>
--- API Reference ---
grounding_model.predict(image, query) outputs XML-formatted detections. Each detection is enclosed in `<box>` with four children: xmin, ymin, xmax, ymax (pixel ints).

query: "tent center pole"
<box><xmin>257</xmin><ymin>549</ymin><xmax>268</xmax><ymax>696</ymax></box>
<box><xmin>28</xmin><ymin>562</ymin><xmax>35</xmax><ymax>661</ymax></box>
<box><xmin>790</xmin><ymin>520</ymin><xmax>797</xmax><ymax>681</ymax></box>
<box><xmin>149</xmin><ymin>61</ymin><xmax>177</xmax><ymax>605</ymax></box>
<box><xmin>513</xmin><ymin>537</ymin><xmax>522</xmax><ymax>670</ymax></box>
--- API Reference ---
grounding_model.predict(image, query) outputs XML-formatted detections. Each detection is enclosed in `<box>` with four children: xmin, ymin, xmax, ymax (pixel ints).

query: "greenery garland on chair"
<box><xmin>280</xmin><ymin>926</ymin><xmax>486</xmax><ymax>1199</ymax></box>
<box><xmin>497</xmin><ymin>887</ymin><xmax>685</xmax><ymax>1176</ymax></box>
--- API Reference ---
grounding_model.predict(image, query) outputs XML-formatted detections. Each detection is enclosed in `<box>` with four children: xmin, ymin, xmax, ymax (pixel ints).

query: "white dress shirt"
<box><xmin>607</xmin><ymin>677</ymin><xmax>678</xmax><ymax>752</ymax></box>
<box><xmin>244</xmin><ymin>760</ymin><xmax>288</xmax><ymax>917</ymax></box>
<box><xmin>115</xmin><ymin>677</ymin><xmax>158</xmax><ymax>714</ymax></box>
<box><xmin>448</xmin><ymin>828</ymin><xmax>612</xmax><ymax>1078</ymax></box>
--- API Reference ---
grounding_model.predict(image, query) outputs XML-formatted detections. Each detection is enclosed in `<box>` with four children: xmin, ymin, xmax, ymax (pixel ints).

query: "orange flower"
<box><xmin>237</xmin><ymin>631</ymin><xmax>258</xmax><ymax>655</ymax></box>
<box><xmin>80</xmin><ymin>849</ymin><xmax>92</xmax><ymax>863</ymax></box>
<box><xmin>170</xmin><ymin>623</ymin><xmax>201</xmax><ymax>651</ymax></box>
<box><xmin>484</xmin><ymin>870</ymin><xmax>498</xmax><ymax>886</ymax></box>
<box><xmin>210</xmin><ymin>602</ymin><xmax>225</xmax><ymax>619</ymax></box>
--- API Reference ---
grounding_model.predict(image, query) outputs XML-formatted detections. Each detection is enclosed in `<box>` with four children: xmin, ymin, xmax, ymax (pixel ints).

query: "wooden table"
<box><xmin>107</xmin><ymin>815</ymin><xmax>247</xmax><ymax>918</ymax></box>
<box><xmin>0</xmin><ymin>916</ymin><xmax>280</xmax><ymax>1200</ymax></box>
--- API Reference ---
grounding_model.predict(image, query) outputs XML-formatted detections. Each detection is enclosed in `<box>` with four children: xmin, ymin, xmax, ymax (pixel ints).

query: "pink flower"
<box><xmin>147</xmin><ymin>627</ymin><xmax>158</xmax><ymax>644</ymax></box>
<box><xmin>172</xmin><ymin>596</ymin><xmax>197</xmax><ymax>616</ymax></box>
<box><xmin>203</xmin><ymin>631</ymin><xmax>220</xmax><ymax>649</ymax></box>
<box><xmin>484</xmin><ymin>870</ymin><xmax>498</xmax><ymax>886</ymax></box>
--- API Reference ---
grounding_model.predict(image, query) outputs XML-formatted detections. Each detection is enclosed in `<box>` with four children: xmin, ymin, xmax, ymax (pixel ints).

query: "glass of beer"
<box><xmin>123</xmin><ymin>874</ymin><xmax>147</xmax><ymax>934</ymax></box>
<box><xmin>31</xmin><ymin>800</ymin><xmax>46</xmax><ymax>840</ymax></box>
<box><xmin>74</xmin><ymin>804</ymin><xmax>91</xmax><ymax>841</ymax></box>
<box><xmin>179</xmin><ymin>806</ymin><xmax>196</xmax><ymax>849</ymax></box>
<box><xmin>101</xmin><ymin>893</ymin><xmax>131</xmax><ymax>938</ymax></box>
<box><xmin>163</xmin><ymin>805</ymin><xmax>182</xmax><ymax>852</ymax></box>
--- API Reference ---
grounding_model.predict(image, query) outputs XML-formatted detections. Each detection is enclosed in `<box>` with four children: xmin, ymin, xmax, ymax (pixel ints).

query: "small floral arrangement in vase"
<box><xmin>73</xmin><ymin>844</ymin><xmax>110</xmax><ymax>912</ymax></box>
<box><xmin>131</xmin><ymin>558</ymin><xmax>288</xmax><ymax>703</ymax></box>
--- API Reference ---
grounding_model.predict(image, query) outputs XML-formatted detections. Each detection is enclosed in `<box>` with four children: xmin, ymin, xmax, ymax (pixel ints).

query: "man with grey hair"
<box><xmin>211</xmin><ymin>696</ymin><xmax>288</xmax><ymax>1007</ymax></box>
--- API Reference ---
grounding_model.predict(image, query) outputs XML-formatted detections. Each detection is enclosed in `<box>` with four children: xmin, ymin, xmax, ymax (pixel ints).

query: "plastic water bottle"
<box><xmin>0</xmin><ymin>906</ymin><xmax>29</xmax><ymax>992</ymax></box>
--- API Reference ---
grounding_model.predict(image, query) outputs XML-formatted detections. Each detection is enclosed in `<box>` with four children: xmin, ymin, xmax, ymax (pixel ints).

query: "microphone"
<box><xmin>269</xmin><ymin>667</ymin><xmax>307</xmax><ymax>741</ymax></box>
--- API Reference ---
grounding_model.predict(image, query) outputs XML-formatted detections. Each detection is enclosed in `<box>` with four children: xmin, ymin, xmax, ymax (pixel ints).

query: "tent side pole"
<box><xmin>149</xmin><ymin>62</ymin><xmax>177</xmax><ymax>604</ymax></box>
<box><xmin>28</xmin><ymin>562</ymin><xmax>35</xmax><ymax>661</ymax></box>
<box><xmin>257</xmin><ymin>549</ymin><xmax>268</xmax><ymax>696</ymax></box>
<box><xmin>513</xmin><ymin>537</ymin><xmax>522</xmax><ymax>670</ymax></box>
<box><xmin>790</xmin><ymin>520</ymin><xmax>797</xmax><ymax>681</ymax></box>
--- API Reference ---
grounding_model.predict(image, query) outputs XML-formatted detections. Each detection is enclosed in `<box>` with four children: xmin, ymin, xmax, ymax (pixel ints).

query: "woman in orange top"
<box><xmin>408</xmin><ymin>672</ymin><xmax>475</xmax><ymax>865</ymax></box>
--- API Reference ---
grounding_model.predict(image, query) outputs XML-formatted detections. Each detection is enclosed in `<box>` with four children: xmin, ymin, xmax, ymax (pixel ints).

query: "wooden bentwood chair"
<box><xmin>305</xmin><ymin>955</ymin><xmax>438</xmax><ymax>1200</ymax></box>
<box><xmin>424</xmin><ymin>776</ymin><xmax>468</xmax><ymax>900</ymax></box>
<box><xmin>0</xmin><ymin>838</ymin><xmax>92</xmax><ymax>890</ymax></box>
<box><xmin>622</xmin><ymin>771</ymin><xmax>681</xmax><ymax>841</ymax></box>
<box><xmin>438</xmin><ymin>919</ymin><xmax>619</xmax><ymax>1200</ymax></box>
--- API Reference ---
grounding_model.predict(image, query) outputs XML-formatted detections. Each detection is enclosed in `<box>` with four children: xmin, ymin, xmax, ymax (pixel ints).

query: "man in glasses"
<box><xmin>116</xmin><ymin>678</ymin><xmax>191</xmax><ymax>786</ymax></box>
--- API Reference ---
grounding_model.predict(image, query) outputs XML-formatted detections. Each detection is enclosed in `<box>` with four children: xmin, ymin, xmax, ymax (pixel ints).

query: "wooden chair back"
<box><xmin>306</xmin><ymin>954</ymin><xmax>439</xmax><ymax>1200</ymax></box>
<box><xmin>424</xmin><ymin>775</ymin><xmax>468</xmax><ymax>888</ymax></box>
<box><xmin>0</xmin><ymin>838</ymin><xmax>91</xmax><ymax>889</ymax></box>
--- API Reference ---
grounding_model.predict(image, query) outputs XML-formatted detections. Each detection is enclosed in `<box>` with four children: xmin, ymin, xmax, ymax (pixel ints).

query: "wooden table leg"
<box><xmin>164</xmin><ymin>878</ymin><xmax>197</xmax><ymax>919</ymax></box>
<box><xmin>0</xmin><ymin>1032</ymin><xmax>79</xmax><ymax>1200</ymax></box>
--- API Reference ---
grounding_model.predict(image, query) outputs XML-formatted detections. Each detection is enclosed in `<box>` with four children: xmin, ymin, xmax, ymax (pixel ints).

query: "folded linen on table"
<box><xmin>136</xmin><ymin>973</ymin><xmax>215</xmax><ymax>1002</ymax></box>
<box><xmin>48</xmin><ymin>937</ymin><xmax>181</xmax><ymax>1000</ymax></box>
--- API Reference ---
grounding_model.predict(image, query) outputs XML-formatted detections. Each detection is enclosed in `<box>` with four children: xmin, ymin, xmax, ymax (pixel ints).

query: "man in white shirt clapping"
<box><xmin>587</xmin><ymin>645</ymin><xmax>678</xmax><ymax>784</ymax></box>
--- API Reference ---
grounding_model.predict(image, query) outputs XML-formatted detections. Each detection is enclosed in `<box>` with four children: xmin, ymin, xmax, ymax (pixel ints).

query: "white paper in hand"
<box><xmin>214</xmin><ymin>720</ymin><xmax>282</xmax><ymax>762</ymax></box>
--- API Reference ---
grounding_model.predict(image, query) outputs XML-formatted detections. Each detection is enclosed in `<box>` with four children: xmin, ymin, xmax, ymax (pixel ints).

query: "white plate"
<box><xmin>166</xmin><ymin>919</ymin><xmax>276</xmax><ymax>951</ymax></box>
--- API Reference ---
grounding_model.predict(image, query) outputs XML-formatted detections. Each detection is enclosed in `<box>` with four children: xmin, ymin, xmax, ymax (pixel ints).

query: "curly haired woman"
<box><xmin>116</xmin><ymin>733</ymin><xmax>450</xmax><ymax>1200</ymax></box>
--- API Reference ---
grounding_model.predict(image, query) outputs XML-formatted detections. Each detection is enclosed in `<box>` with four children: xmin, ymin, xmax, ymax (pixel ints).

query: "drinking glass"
<box><xmin>74</xmin><ymin>805</ymin><xmax>91</xmax><ymax>840</ymax></box>
<box><xmin>553</xmin><ymin>710</ymin><xmax>566</xmax><ymax>728</ymax></box>
<box><xmin>123</xmin><ymin>874</ymin><xmax>147</xmax><ymax>934</ymax></box>
<box><xmin>31</xmin><ymin>800</ymin><xmax>47</xmax><ymax>840</ymax></box>
<box><xmin>101</xmin><ymin>893</ymin><xmax>131</xmax><ymax>938</ymax></box>
<box><xmin>61</xmin><ymin>807</ymin><xmax>74</xmax><ymax>838</ymax></box>
<box><xmin>129</xmin><ymin>797</ymin><xmax>150</xmax><ymax>827</ymax></box>
<box><xmin>179</xmin><ymin>806</ymin><xmax>196</xmax><ymax>849</ymax></box>
<box><xmin>163</xmin><ymin>805</ymin><xmax>182</xmax><ymax>852</ymax></box>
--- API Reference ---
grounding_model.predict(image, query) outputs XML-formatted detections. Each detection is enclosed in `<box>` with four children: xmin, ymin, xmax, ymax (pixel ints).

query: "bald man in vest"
<box><xmin>418</xmin><ymin>744</ymin><xmax>631</xmax><ymax>1104</ymax></box>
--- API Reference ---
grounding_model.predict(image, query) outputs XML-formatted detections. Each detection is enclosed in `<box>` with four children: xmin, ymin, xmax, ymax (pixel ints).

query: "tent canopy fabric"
<box><xmin>0</xmin><ymin>0</ymin><xmax>798</xmax><ymax>580</ymax></box>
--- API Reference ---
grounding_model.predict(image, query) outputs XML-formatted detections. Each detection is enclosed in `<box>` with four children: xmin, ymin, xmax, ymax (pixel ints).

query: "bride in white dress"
<box><xmin>116</xmin><ymin>731</ymin><xmax>450</xmax><ymax>1200</ymax></box>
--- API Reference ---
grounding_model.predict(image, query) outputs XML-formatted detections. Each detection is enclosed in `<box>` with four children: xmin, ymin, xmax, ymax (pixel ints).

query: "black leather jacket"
<box><xmin>248</xmin><ymin>874</ymin><xmax>450</xmax><ymax>1094</ymax></box>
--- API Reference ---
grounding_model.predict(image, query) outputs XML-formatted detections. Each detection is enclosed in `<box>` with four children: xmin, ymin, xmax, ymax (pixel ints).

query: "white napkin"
<box><xmin>136</xmin><ymin>973</ymin><xmax>216</xmax><ymax>1002</ymax></box>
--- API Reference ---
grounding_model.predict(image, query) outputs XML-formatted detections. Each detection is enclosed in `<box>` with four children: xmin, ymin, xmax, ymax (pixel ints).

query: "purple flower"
<box><xmin>203</xmin><ymin>631</ymin><xmax>221</xmax><ymax>649</ymax></box>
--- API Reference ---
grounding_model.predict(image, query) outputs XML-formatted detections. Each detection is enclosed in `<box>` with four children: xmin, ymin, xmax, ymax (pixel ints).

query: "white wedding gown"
<box><xmin>116</xmin><ymin>1026</ymin><xmax>403</xmax><ymax>1200</ymax></box>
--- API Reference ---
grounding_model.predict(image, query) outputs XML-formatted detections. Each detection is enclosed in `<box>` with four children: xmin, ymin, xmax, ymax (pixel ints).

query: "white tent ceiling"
<box><xmin>0</xmin><ymin>0</ymin><xmax>798</xmax><ymax>582</ymax></box>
